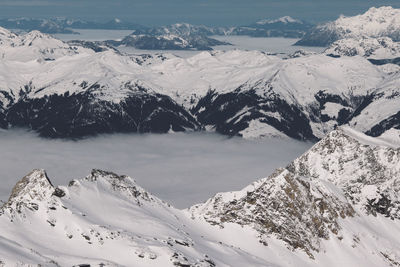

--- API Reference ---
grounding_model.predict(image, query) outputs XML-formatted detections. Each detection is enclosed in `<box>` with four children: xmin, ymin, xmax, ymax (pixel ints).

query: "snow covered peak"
<box><xmin>0</xmin><ymin>29</ymin><xmax>92</xmax><ymax>62</ymax></box>
<box><xmin>0</xmin><ymin>26</ymin><xmax>18</xmax><ymax>45</ymax></box>
<box><xmin>257</xmin><ymin>16</ymin><xmax>303</xmax><ymax>25</ymax></box>
<box><xmin>334</xmin><ymin>6</ymin><xmax>400</xmax><ymax>38</ymax></box>
<box><xmin>296</xmin><ymin>6</ymin><xmax>400</xmax><ymax>46</ymax></box>
<box><xmin>1</xmin><ymin>169</ymin><xmax>55</xmax><ymax>214</ymax></box>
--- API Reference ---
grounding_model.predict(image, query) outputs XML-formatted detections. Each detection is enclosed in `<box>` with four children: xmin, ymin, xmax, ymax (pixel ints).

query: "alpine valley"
<box><xmin>1</xmin><ymin>126</ymin><xmax>400</xmax><ymax>266</ymax></box>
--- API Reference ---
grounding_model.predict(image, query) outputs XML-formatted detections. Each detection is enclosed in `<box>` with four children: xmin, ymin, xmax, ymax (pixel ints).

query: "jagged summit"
<box><xmin>6</xmin><ymin>169</ymin><xmax>53</xmax><ymax>204</ymax></box>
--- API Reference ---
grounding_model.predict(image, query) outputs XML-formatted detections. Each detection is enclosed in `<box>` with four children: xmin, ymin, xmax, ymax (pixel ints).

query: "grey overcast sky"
<box><xmin>0</xmin><ymin>0</ymin><xmax>399</xmax><ymax>26</ymax></box>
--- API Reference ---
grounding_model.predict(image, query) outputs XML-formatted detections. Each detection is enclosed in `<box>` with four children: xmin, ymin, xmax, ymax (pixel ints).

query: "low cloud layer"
<box><xmin>0</xmin><ymin>129</ymin><xmax>312</xmax><ymax>208</ymax></box>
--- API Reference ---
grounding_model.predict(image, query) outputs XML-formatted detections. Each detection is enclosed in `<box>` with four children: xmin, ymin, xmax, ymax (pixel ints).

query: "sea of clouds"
<box><xmin>0</xmin><ymin>129</ymin><xmax>312</xmax><ymax>208</ymax></box>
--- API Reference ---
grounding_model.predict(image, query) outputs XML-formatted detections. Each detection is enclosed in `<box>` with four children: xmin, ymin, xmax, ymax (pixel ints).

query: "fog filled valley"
<box><xmin>0</xmin><ymin>129</ymin><xmax>312</xmax><ymax>208</ymax></box>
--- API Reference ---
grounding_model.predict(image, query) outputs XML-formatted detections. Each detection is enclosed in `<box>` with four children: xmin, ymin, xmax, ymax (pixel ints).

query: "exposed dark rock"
<box><xmin>366</xmin><ymin>111</ymin><xmax>400</xmax><ymax>137</ymax></box>
<box><xmin>367</xmin><ymin>194</ymin><xmax>392</xmax><ymax>217</ymax></box>
<box><xmin>6</xmin><ymin>90</ymin><xmax>200</xmax><ymax>138</ymax></box>
<box><xmin>52</xmin><ymin>188</ymin><xmax>66</xmax><ymax>198</ymax></box>
<box><xmin>192</xmin><ymin>89</ymin><xmax>317</xmax><ymax>140</ymax></box>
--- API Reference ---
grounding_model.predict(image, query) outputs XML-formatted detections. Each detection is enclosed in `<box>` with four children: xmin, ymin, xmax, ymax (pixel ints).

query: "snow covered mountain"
<box><xmin>0</xmin><ymin>18</ymin><xmax>77</xmax><ymax>34</ymax></box>
<box><xmin>108</xmin><ymin>23</ymin><xmax>231</xmax><ymax>50</ymax></box>
<box><xmin>0</xmin><ymin>17</ymin><xmax>147</xmax><ymax>34</ymax></box>
<box><xmin>296</xmin><ymin>6</ymin><xmax>400</xmax><ymax>47</ymax></box>
<box><xmin>227</xmin><ymin>16</ymin><xmax>312</xmax><ymax>38</ymax></box>
<box><xmin>0</xmin><ymin>26</ymin><xmax>400</xmax><ymax>139</ymax></box>
<box><xmin>0</xmin><ymin>16</ymin><xmax>313</xmax><ymax>39</ymax></box>
<box><xmin>111</xmin><ymin>31</ymin><xmax>229</xmax><ymax>51</ymax></box>
<box><xmin>1</xmin><ymin>127</ymin><xmax>400</xmax><ymax>266</ymax></box>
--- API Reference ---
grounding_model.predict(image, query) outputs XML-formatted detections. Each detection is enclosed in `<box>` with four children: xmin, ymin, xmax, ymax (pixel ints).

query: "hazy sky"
<box><xmin>0</xmin><ymin>0</ymin><xmax>399</xmax><ymax>26</ymax></box>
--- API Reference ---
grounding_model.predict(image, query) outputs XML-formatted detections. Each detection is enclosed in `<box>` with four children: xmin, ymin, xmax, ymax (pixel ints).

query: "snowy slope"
<box><xmin>0</xmin><ymin>169</ymin><xmax>272</xmax><ymax>266</ymax></box>
<box><xmin>296</xmin><ymin>6</ymin><xmax>400</xmax><ymax>46</ymax></box>
<box><xmin>1</xmin><ymin>127</ymin><xmax>400</xmax><ymax>266</ymax></box>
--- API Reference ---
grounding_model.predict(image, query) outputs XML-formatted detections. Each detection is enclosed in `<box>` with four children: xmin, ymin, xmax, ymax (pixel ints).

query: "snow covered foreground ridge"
<box><xmin>0</xmin><ymin>27</ymin><xmax>400</xmax><ymax>140</ymax></box>
<box><xmin>1</xmin><ymin>127</ymin><xmax>400</xmax><ymax>266</ymax></box>
<box><xmin>296</xmin><ymin>6</ymin><xmax>400</xmax><ymax>46</ymax></box>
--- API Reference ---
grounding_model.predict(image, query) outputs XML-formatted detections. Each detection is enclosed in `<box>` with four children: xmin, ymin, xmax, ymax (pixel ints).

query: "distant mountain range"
<box><xmin>0</xmin><ymin>17</ymin><xmax>147</xmax><ymax>34</ymax></box>
<box><xmin>0</xmin><ymin>16</ymin><xmax>313</xmax><ymax>50</ymax></box>
<box><xmin>106</xmin><ymin>23</ymin><xmax>230</xmax><ymax>50</ymax></box>
<box><xmin>227</xmin><ymin>16</ymin><xmax>313</xmax><ymax>38</ymax></box>
<box><xmin>3</xmin><ymin>7</ymin><xmax>400</xmax><ymax>50</ymax></box>
<box><xmin>0</xmin><ymin>26</ymin><xmax>399</xmax><ymax>140</ymax></box>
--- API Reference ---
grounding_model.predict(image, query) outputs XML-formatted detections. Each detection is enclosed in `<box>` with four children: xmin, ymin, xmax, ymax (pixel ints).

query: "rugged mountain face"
<box><xmin>0</xmin><ymin>27</ymin><xmax>400</xmax><ymax>140</ymax></box>
<box><xmin>1</xmin><ymin>127</ymin><xmax>400</xmax><ymax>266</ymax></box>
<box><xmin>296</xmin><ymin>6</ymin><xmax>400</xmax><ymax>47</ymax></box>
<box><xmin>325</xmin><ymin>37</ymin><xmax>400</xmax><ymax>60</ymax></box>
<box><xmin>190</xmin><ymin>127</ymin><xmax>400</xmax><ymax>264</ymax></box>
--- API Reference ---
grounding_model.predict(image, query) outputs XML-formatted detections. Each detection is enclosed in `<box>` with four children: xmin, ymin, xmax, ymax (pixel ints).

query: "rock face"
<box><xmin>325</xmin><ymin>37</ymin><xmax>400</xmax><ymax>60</ymax></box>
<box><xmin>288</xmin><ymin>127</ymin><xmax>400</xmax><ymax>219</ymax></box>
<box><xmin>296</xmin><ymin>6</ymin><xmax>400</xmax><ymax>47</ymax></box>
<box><xmin>190</xmin><ymin>167</ymin><xmax>355</xmax><ymax>257</ymax></box>
<box><xmin>1</xmin><ymin>169</ymin><xmax>54</xmax><ymax>215</ymax></box>
<box><xmin>1</xmin><ymin>127</ymin><xmax>400</xmax><ymax>266</ymax></box>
